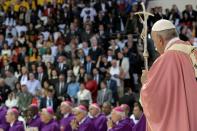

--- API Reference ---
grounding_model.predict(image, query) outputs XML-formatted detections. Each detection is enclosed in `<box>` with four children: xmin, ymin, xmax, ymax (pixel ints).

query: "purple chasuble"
<box><xmin>60</xmin><ymin>113</ymin><xmax>74</xmax><ymax>131</ymax></box>
<box><xmin>41</xmin><ymin>119</ymin><xmax>60</xmax><ymax>131</ymax></box>
<box><xmin>8</xmin><ymin>120</ymin><xmax>25</xmax><ymax>131</ymax></box>
<box><xmin>132</xmin><ymin>114</ymin><xmax>146</xmax><ymax>131</ymax></box>
<box><xmin>109</xmin><ymin>118</ymin><xmax>133</xmax><ymax>131</ymax></box>
<box><xmin>0</xmin><ymin>106</ymin><xmax>9</xmax><ymax>130</ymax></box>
<box><xmin>76</xmin><ymin>117</ymin><xmax>95</xmax><ymax>131</ymax></box>
<box><xmin>27</xmin><ymin>114</ymin><xmax>43</xmax><ymax>130</ymax></box>
<box><xmin>92</xmin><ymin>113</ymin><xmax>107</xmax><ymax>131</ymax></box>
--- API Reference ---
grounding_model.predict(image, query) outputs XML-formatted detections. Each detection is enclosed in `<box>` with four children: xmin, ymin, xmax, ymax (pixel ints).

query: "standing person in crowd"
<box><xmin>55</xmin><ymin>74</ymin><xmax>67</xmax><ymax>100</ymax></box>
<box><xmin>26</xmin><ymin>73</ymin><xmax>41</xmax><ymax>96</ymax></box>
<box><xmin>60</xmin><ymin>101</ymin><xmax>74</xmax><ymax>131</ymax></box>
<box><xmin>77</xmin><ymin>83</ymin><xmax>92</xmax><ymax>106</ymax></box>
<box><xmin>4</xmin><ymin>70</ymin><xmax>17</xmax><ymax>91</ymax></box>
<box><xmin>97</xmin><ymin>81</ymin><xmax>112</xmax><ymax>106</ymax></box>
<box><xmin>84</xmin><ymin>74</ymin><xmax>98</xmax><ymax>103</ymax></box>
<box><xmin>5</xmin><ymin>108</ymin><xmax>25</xmax><ymax>131</ymax></box>
<box><xmin>89</xmin><ymin>103</ymin><xmax>107</xmax><ymax>131</ymax></box>
<box><xmin>71</xmin><ymin>105</ymin><xmax>95</xmax><ymax>131</ymax></box>
<box><xmin>40</xmin><ymin>86</ymin><xmax>58</xmax><ymax>112</ymax></box>
<box><xmin>109</xmin><ymin>59</ymin><xmax>123</xmax><ymax>98</ymax></box>
<box><xmin>17</xmin><ymin>84</ymin><xmax>32</xmax><ymax>111</ymax></box>
<box><xmin>18</xmin><ymin>66</ymin><xmax>29</xmax><ymax>85</ymax></box>
<box><xmin>40</xmin><ymin>107</ymin><xmax>60</xmax><ymax>131</ymax></box>
<box><xmin>67</xmin><ymin>76</ymin><xmax>80</xmax><ymax>104</ymax></box>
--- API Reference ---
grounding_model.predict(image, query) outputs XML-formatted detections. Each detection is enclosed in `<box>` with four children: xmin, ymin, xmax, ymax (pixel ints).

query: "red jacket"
<box><xmin>85</xmin><ymin>80</ymin><xmax>98</xmax><ymax>102</ymax></box>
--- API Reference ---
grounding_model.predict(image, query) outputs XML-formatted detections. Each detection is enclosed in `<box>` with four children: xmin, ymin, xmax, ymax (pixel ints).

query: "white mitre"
<box><xmin>152</xmin><ymin>19</ymin><xmax>176</xmax><ymax>31</ymax></box>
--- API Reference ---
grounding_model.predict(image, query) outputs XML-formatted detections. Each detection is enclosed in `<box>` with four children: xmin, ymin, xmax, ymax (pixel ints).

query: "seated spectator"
<box><xmin>5</xmin><ymin>92</ymin><xmax>18</xmax><ymax>108</ymax></box>
<box><xmin>97</xmin><ymin>81</ymin><xmax>112</xmax><ymax>106</ymax></box>
<box><xmin>77</xmin><ymin>83</ymin><xmax>92</xmax><ymax>105</ymax></box>
<box><xmin>26</xmin><ymin>73</ymin><xmax>41</xmax><ymax>96</ymax></box>
<box><xmin>17</xmin><ymin>84</ymin><xmax>32</xmax><ymax>111</ymax></box>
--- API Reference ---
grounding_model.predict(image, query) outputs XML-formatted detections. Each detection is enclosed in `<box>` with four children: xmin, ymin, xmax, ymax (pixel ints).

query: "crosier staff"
<box><xmin>135</xmin><ymin>2</ymin><xmax>154</xmax><ymax>71</ymax></box>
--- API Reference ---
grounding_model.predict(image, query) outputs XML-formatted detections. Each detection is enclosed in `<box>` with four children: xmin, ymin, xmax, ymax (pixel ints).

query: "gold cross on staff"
<box><xmin>135</xmin><ymin>2</ymin><xmax>154</xmax><ymax>71</ymax></box>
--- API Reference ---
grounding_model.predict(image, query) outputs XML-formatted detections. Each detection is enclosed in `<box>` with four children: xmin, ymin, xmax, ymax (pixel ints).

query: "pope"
<box><xmin>141</xmin><ymin>19</ymin><xmax>197</xmax><ymax>131</ymax></box>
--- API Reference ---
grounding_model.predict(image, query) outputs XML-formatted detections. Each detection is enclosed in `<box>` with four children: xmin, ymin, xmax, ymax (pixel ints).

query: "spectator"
<box><xmin>77</xmin><ymin>83</ymin><xmax>92</xmax><ymax>105</ymax></box>
<box><xmin>26</xmin><ymin>73</ymin><xmax>41</xmax><ymax>96</ymax></box>
<box><xmin>17</xmin><ymin>84</ymin><xmax>32</xmax><ymax>111</ymax></box>
<box><xmin>4</xmin><ymin>70</ymin><xmax>17</xmax><ymax>90</ymax></box>
<box><xmin>84</xmin><ymin>74</ymin><xmax>98</xmax><ymax>102</ymax></box>
<box><xmin>0</xmin><ymin>78</ymin><xmax>11</xmax><ymax>104</ymax></box>
<box><xmin>67</xmin><ymin>76</ymin><xmax>80</xmax><ymax>104</ymax></box>
<box><xmin>40</xmin><ymin>86</ymin><xmax>58</xmax><ymax>112</ymax></box>
<box><xmin>5</xmin><ymin>92</ymin><xmax>18</xmax><ymax>108</ymax></box>
<box><xmin>97</xmin><ymin>81</ymin><xmax>112</xmax><ymax>106</ymax></box>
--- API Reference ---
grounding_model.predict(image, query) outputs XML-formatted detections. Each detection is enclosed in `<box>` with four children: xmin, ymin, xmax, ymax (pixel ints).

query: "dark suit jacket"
<box><xmin>97</xmin><ymin>88</ymin><xmax>112</xmax><ymax>105</ymax></box>
<box><xmin>39</xmin><ymin>97</ymin><xmax>58</xmax><ymax>111</ymax></box>
<box><xmin>35</xmin><ymin>73</ymin><xmax>48</xmax><ymax>85</ymax></box>
<box><xmin>84</xmin><ymin>62</ymin><xmax>95</xmax><ymax>75</ymax></box>
<box><xmin>88</xmin><ymin>48</ymin><xmax>103</xmax><ymax>62</ymax></box>
<box><xmin>55</xmin><ymin>81</ymin><xmax>68</xmax><ymax>97</ymax></box>
<box><xmin>56</xmin><ymin>63</ymin><xmax>69</xmax><ymax>75</ymax></box>
<box><xmin>94</xmin><ymin>2</ymin><xmax>109</xmax><ymax>13</ymax></box>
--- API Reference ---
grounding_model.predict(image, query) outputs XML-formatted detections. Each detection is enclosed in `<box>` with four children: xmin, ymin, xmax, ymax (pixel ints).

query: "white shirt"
<box><xmin>26</xmin><ymin>79</ymin><xmax>41</xmax><ymax>95</ymax></box>
<box><xmin>20</xmin><ymin>75</ymin><xmax>28</xmax><ymax>85</ymax></box>
<box><xmin>80</xmin><ymin>7</ymin><xmax>97</xmax><ymax>23</ymax></box>
<box><xmin>130</xmin><ymin>114</ymin><xmax>139</xmax><ymax>124</ymax></box>
<box><xmin>5</xmin><ymin>98</ymin><xmax>18</xmax><ymax>108</ymax></box>
<box><xmin>77</xmin><ymin>89</ymin><xmax>92</xmax><ymax>104</ymax></box>
<box><xmin>109</xmin><ymin>66</ymin><xmax>121</xmax><ymax>86</ymax></box>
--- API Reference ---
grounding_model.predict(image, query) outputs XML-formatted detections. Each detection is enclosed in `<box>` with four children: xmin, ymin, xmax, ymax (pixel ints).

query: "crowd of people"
<box><xmin>0</xmin><ymin>0</ymin><xmax>196</xmax><ymax>131</ymax></box>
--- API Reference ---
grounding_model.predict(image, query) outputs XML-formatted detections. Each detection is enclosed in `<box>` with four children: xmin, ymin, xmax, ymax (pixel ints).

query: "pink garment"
<box><xmin>141</xmin><ymin>40</ymin><xmax>197</xmax><ymax>131</ymax></box>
